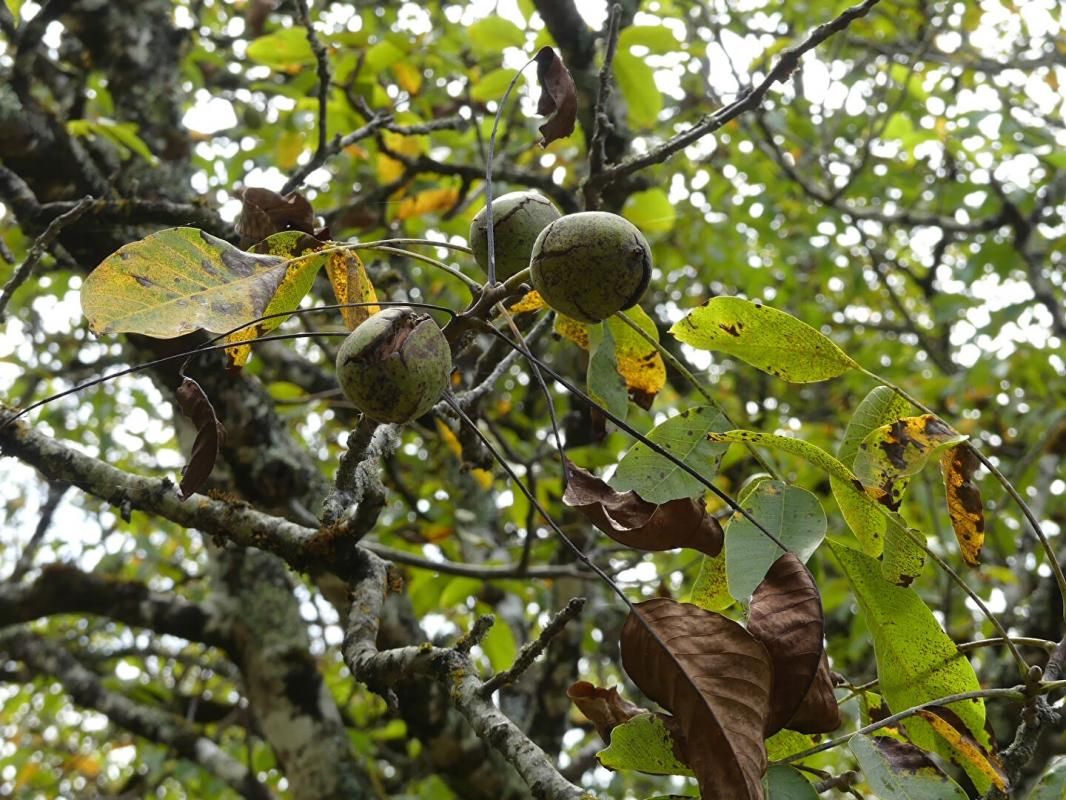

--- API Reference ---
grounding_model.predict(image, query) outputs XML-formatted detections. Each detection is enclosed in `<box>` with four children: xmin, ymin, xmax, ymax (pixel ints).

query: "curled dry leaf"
<box><xmin>236</xmin><ymin>187</ymin><xmax>316</xmax><ymax>247</ymax></box>
<box><xmin>940</xmin><ymin>444</ymin><xmax>984</xmax><ymax>566</ymax></box>
<box><xmin>563</xmin><ymin>460</ymin><xmax>723</xmax><ymax>557</ymax></box>
<box><xmin>534</xmin><ymin>46</ymin><xmax>577</xmax><ymax>146</ymax></box>
<box><xmin>747</xmin><ymin>553</ymin><xmax>840</xmax><ymax>736</ymax></box>
<box><xmin>621</xmin><ymin>598</ymin><xmax>772</xmax><ymax>800</ymax></box>
<box><xmin>567</xmin><ymin>681</ymin><xmax>645</xmax><ymax>742</ymax></box>
<box><xmin>175</xmin><ymin>377</ymin><xmax>226</xmax><ymax>499</ymax></box>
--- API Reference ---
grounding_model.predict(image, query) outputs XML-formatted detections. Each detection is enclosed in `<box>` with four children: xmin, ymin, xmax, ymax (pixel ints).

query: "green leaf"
<box><xmin>364</xmin><ymin>38</ymin><xmax>407</xmax><ymax>72</ymax></box>
<box><xmin>706</xmin><ymin>430</ymin><xmax>857</xmax><ymax>484</ymax></box>
<box><xmin>725</xmin><ymin>481</ymin><xmax>826</xmax><ymax>602</ymax></box>
<box><xmin>671</xmin><ymin>297</ymin><xmax>858</xmax><ymax>382</ymax></box>
<box><xmin>830</xmin><ymin>475</ymin><xmax>886</xmax><ymax>556</ymax></box>
<box><xmin>67</xmin><ymin>119</ymin><xmax>158</xmax><ymax>164</ymax></box>
<box><xmin>480</xmin><ymin>614</ymin><xmax>517</xmax><ymax>672</ymax></box>
<box><xmin>850</xmin><ymin>735</ymin><xmax>968</xmax><ymax>800</ymax></box>
<box><xmin>246</xmin><ymin>28</ymin><xmax>316</xmax><ymax>68</ymax></box>
<box><xmin>611</xmin><ymin>407</ymin><xmax>730</xmax><ymax>504</ymax></box>
<box><xmin>763</xmin><ymin>765</ymin><xmax>819</xmax><ymax>799</ymax></box>
<box><xmin>468</xmin><ymin>17</ymin><xmax>526</xmax><ymax>54</ymax></box>
<box><xmin>587</xmin><ymin>323</ymin><xmax>630</xmax><ymax>423</ymax></box>
<box><xmin>831</xmin><ymin>543</ymin><xmax>988</xmax><ymax>763</ymax></box>
<box><xmin>619</xmin><ymin>25</ymin><xmax>681</xmax><ymax>54</ymax></box>
<box><xmin>1027</xmin><ymin>758</ymin><xmax>1066</xmax><ymax>799</ymax></box>
<box><xmin>471</xmin><ymin>68</ymin><xmax>522</xmax><ymax>104</ymax></box>
<box><xmin>687</xmin><ymin>551</ymin><xmax>733</xmax><ymax>612</ymax></box>
<box><xmin>623</xmin><ymin>188</ymin><xmax>676</xmax><ymax>235</ymax></box>
<box><xmin>81</xmin><ymin>227</ymin><xmax>325</xmax><ymax>339</ymax></box>
<box><xmin>765</xmin><ymin>729</ymin><xmax>818</xmax><ymax>762</ymax></box>
<box><xmin>614</xmin><ymin>51</ymin><xmax>662</xmax><ymax>129</ymax></box>
<box><xmin>596</xmin><ymin>713</ymin><xmax>694</xmax><ymax>777</ymax></box>
<box><xmin>438</xmin><ymin>576</ymin><xmax>482</xmax><ymax>609</ymax></box>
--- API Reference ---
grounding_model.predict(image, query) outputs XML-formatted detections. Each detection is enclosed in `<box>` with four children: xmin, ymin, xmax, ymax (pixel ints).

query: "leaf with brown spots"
<box><xmin>175</xmin><ymin>377</ymin><xmax>226</xmax><ymax>499</ymax></box>
<box><xmin>850</xmin><ymin>735</ymin><xmax>969</xmax><ymax>799</ymax></box>
<box><xmin>566</xmin><ymin>682</ymin><xmax>646</xmax><ymax>742</ymax></box>
<box><xmin>534</xmin><ymin>47</ymin><xmax>577</xmax><ymax>146</ymax></box>
<box><xmin>916</xmin><ymin>706</ymin><xmax>1005</xmax><ymax>793</ymax></box>
<box><xmin>670</xmin><ymin>297</ymin><xmax>858</xmax><ymax>383</ymax></box>
<box><xmin>853</xmin><ymin>415</ymin><xmax>968</xmax><ymax>510</ymax></box>
<box><xmin>747</xmin><ymin>554</ymin><xmax>839</xmax><ymax>736</ymax></box>
<box><xmin>621</xmin><ymin>598</ymin><xmax>772</xmax><ymax>800</ymax></box>
<box><xmin>940</xmin><ymin>444</ymin><xmax>984</xmax><ymax>566</ymax></box>
<box><xmin>563</xmin><ymin>460</ymin><xmax>723</xmax><ymax>557</ymax></box>
<box><xmin>236</xmin><ymin>187</ymin><xmax>315</xmax><ymax>247</ymax></box>
<box><xmin>555</xmin><ymin>308</ymin><xmax>666</xmax><ymax>408</ymax></box>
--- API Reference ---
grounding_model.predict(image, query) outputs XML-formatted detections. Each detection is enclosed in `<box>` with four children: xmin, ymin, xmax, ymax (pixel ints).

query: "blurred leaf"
<box><xmin>619</xmin><ymin>25</ymin><xmax>681</xmax><ymax>54</ymax></box>
<box><xmin>247</xmin><ymin>28</ymin><xmax>316</xmax><ymax>68</ymax></box>
<box><xmin>623</xmin><ymin>189</ymin><xmax>676</xmax><ymax>235</ymax></box>
<box><xmin>615</xmin><ymin>51</ymin><xmax>662</xmax><ymax>129</ymax></box>
<box><xmin>469</xmin><ymin>17</ymin><xmax>525</xmax><ymax>53</ymax></box>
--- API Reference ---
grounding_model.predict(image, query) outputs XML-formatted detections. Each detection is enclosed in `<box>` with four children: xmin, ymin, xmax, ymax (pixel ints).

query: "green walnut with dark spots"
<box><xmin>529</xmin><ymin>212</ymin><xmax>652</xmax><ymax>323</ymax></box>
<box><xmin>469</xmin><ymin>191</ymin><xmax>561</xmax><ymax>281</ymax></box>
<box><xmin>335</xmin><ymin>307</ymin><xmax>452</xmax><ymax>424</ymax></box>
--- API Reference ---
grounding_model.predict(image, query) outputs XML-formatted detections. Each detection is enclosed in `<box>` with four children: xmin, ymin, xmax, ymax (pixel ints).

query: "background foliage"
<box><xmin>0</xmin><ymin>0</ymin><xmax>1063</xmax><ymax>797</ymax></box>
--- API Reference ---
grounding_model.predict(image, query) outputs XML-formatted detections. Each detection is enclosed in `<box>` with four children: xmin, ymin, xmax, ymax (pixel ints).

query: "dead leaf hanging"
<box><xmin>175</xmin><ymin>377</ymin><xmax>226</xmax><ymax>499</ymax></box>
<box><xmin>621</xmin><ymin>598</ymin><xmax>772</xmax><ymax>800</ymax></box>
<box><xmin>236</xmin><ymin>187</ymin><xmax>316</xmax><ymax>247</ymax></box>
<box><xmin>567</xmin><ymin>682</ymin><xmax>646</xmax><ymax>742</ymax></box>
<box><xmin>747</xmin><ymin>554</ymin><xmax>840</xmax><ymax>735</ymax></box>
<box><xmin>563</xmin><ymin>460</ymin><xmax>723</xmax><ymax>557</ymax></box>
<box><xmin>534</xmin><ymin>46</ymin><xmax>577</xmax><ymax>147</ymax></box>
<box><xmin>940</xmin><ymin>444</ymin><xmax>984</xmax><ymax>566</ymax></box>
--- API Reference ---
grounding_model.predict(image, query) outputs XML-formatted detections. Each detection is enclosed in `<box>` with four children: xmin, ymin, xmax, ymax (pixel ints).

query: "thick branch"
<box><xmin>342</xmin><ymin>551</ymin><xmax>586</xmax><ymax>800</ymax></box>
<box><xmin>0</xmin><ymin>562</ymin><xmax>233</xmax><ymax>651</ymax></box>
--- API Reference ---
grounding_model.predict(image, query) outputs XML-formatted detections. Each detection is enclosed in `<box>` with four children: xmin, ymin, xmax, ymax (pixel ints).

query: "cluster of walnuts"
<box><xmin>336</xmin><ymin>192</ymin><xmax>653</xmax><ymax>424</ymax></box>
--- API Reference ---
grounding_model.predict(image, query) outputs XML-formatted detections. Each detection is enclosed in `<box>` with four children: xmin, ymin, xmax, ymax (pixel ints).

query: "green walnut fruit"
<box><xmin>529</xmin><ymin>212</ymin><xmax>652</xmax><ymax>323</ymax></box>
<box><xmin>469</xmin><ymin>191</ymin><xmax>561</xmax><ymax>281</ymax></box>
<box><xmin>335</xmin><ymin>307</ymin><xmax>451</xmax><ymax>424</ymax></box>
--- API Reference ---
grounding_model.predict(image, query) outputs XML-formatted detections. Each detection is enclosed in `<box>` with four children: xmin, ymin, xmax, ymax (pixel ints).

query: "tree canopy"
<box><xmin>0</xmin><ymin>0</ymin><xmax>1064</xmax><ymax>798</ymax></box>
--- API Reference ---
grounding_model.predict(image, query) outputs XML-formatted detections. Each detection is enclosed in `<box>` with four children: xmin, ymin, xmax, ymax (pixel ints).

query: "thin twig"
<box><xmin>293</xmin><ymin>0</ymin><xmax>332</xmax><ymax>164</ymax></box>
<box><xmin>584</xmin><ymin>0</ymin><xmax>883</xmax><ymax>192</ymax></box>
<box><xmin>0</xmin><ymin>195</ymin><xmax>93</xmax><ymax>322</ymax></box>
<box><xmin>281</xmin><ymin>114</ymin><xmax>392</xmax><ymax>195</ymax></box>
<box><xmin>585</xmin><ymin>4</ymin><xmax>623</xmax><ymax>209</ymax></box>
<box><xmin>361</xmin><ymin>542</ymin><xmax>595</xmax><ymax>580</ymax></box>
<box><xmin>480</xmin><ymin>597</ymin><xmax>586</xmax><ymax>696</ymax></box>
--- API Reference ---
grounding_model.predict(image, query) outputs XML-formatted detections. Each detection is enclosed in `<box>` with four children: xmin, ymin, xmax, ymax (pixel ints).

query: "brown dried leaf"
<box><xmin>236</xmin><ymin>187</ymin><xmax>316</xmax><ymax>247</ymax></box>
<box><xmin>940</xmin><ymin>444</ymin><xmax>984</xmax><ymax>566</ymax></box>
<box><xmin>621</xmin><ymin>598</ymin><xmax>772</xmax><ymax>800</ymax></box>
<box><xmin>175</xmin><ymin>377</ymin><xmax>226</xmax><ymax>499</ymax></box>
<box><xmin>784</xmin><ymin>652</ymin><xmax>841</xmax><ymax>734</ymax></box>
<box><xmin>567</xmin><ymin>682</ymin><xmax>646</xmax><ymax>742</ymax></box>
<box><xmin>534</xmin><ymin>46</ymin><xmax>577</xmax><ymax>146</ymax></box>
<box><xmin>748</xmin><ymin>553</ymin><xmax>839</xmax><ymax>736</ymax></box>
<box><xmin>563</xmin><ymin>460</ymin><xmax>723</xmax><ymax>557</ymax></box>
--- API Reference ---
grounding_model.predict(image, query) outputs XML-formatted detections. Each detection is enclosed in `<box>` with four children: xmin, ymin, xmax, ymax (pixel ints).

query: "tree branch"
<box><xmin>585</xmin><ymin>0</ymin><xmax>884</xmax><ymax>192</ymax></box>
<box><xmin>343</xmin><ymin>551</ymin><xmax>587</xmax><ymax>800</ymax></box>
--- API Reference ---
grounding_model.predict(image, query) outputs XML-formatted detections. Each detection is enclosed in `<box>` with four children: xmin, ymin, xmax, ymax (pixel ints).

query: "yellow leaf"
<box><xmin>394</xmin><ymin>187</ymin><xmax>459</xmax><ymax>221</ymax></box>
<box><xmin>554</xmin><ymin>309</ymin><xmax>666</xmax><ymax>405</ymax></box>
<box><xmin>376</xmin><ymin>130</ymin><xmax>423</xmax><ymax>185</ymax></box>
<box><xmin>915</xmin><ymin>708</ymin><xmax>1006</xmax><ymax>792</ymax></box>
<box><xmin>435</xmin><ymin>418</ymin><xmax>463</xmax><ymax>459</ymax></box>
<box><xmin>471</xmin><ymin>468</ymin><xmax>494</xmax><ymax>489</ymax></box>
<box><xmin>392</xmin><ymin>61</ymin><xmax>423</xmax><ymax>95</ymax></box>
<box><xmin>324</xmin><ymin>247</ymin><xmax>378</xmax><ymax>331</ymax></box>
<box><xmin>940</xmin><ymin>445</ymin><xmax>984</xmax><ymax>566</ymax></box>
<box><xmin>277</xmin><ymin>130</ymin><xmax>306</xmax><ymax>171</ymax></box>
<box><xmin>509</xmin><ymin>290</ymin><xmax>546</xmax><ymax>313</ymax></box>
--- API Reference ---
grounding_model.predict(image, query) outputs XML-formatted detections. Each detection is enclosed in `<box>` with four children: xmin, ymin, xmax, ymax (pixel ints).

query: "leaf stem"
<box><xmin>860</xmin><ymin>366</ymin><xmax>1066</xmax><ymax>624</ymax></box>
<box><xmin>779</xmin><ymin>686</ymin><xmax>1026</xmax><ymax>764</ymax></box>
